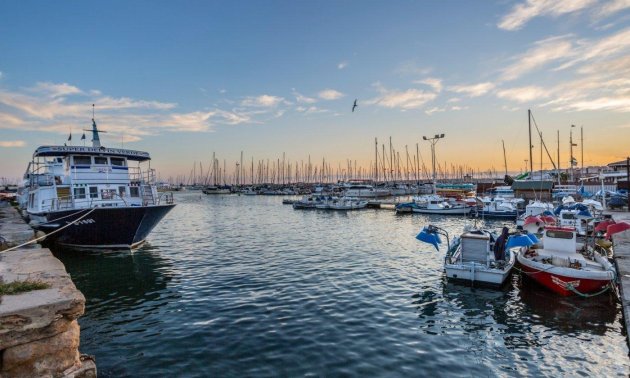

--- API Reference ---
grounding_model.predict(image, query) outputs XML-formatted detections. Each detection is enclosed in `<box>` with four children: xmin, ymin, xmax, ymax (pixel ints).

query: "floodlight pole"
<box><xmin>422</xmin><ymin>133</ymin><xmax>445</xmax><ymax>183</ymax></box>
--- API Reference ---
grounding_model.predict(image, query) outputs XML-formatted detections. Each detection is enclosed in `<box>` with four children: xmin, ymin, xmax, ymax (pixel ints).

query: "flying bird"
<box><xmin>352</xmin><ymin>99</ymin><xmax>358</xmax><ymax>112</ymax></box>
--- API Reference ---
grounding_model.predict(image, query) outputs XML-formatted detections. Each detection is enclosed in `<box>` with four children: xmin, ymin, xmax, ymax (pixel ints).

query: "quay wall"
<box><xmin>611</xmin><ymin>211</ymin><xmax>630</xmax><ymax>353</ymax></box>
<box><xmin>0</xmin><ymin>203</ymin><xmax>96</xmax><ymax>377</ymax></box>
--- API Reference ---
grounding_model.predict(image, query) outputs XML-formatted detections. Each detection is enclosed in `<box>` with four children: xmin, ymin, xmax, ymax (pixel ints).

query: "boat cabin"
<box><xmin>27</xmin><ymin>145</ymin><xmax>158</xmax><ymax>214</ymax></box>
<box><xmin>542</xmin><ymin>227</ymin><xmax>576</xmax><ymax>253</ymax></box>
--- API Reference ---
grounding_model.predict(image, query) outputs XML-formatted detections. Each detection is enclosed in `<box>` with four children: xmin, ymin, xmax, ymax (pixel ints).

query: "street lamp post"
<box><xmin>422</xmin><ymin>133</ymin><xmax>445</xmax><ymax>183</ymax></box>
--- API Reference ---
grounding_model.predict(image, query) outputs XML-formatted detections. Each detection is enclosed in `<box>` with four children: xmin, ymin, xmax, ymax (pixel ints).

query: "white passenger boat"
<box><xmin>342</xmin><ymin>182</ymin><xmax>391</xmax><ymax>198</ymax></box>
<box><xmin>24</xmin><ymin>118</ymin><xmax>175</xmax><ymax>249</ymax></box>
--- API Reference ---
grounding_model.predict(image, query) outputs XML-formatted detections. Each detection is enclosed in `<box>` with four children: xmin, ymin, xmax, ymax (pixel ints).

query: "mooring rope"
<box><xmin>1</xmin><ymin>207</ymin><xmax>97</xmax><ymax>253</ymax></box>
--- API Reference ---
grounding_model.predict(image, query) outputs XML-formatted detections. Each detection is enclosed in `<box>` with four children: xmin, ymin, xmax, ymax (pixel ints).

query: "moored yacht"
<box><xmin>24</xmin><ymin>118</ymin><xmax>175</xmax><ymax>249</ymax></box>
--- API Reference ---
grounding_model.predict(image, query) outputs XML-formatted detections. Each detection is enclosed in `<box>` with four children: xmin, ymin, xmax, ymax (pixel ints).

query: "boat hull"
<box><xmin>475</xmin><ymin>210</ymin><xmax>519</xmax><ymax>220</ymax></box>
<box><xmin>517</xmin><ymin>254</ymin><xmax>614</xmax><ymax>296</ymax></box>
<box><xmin>412</xmin><ymin>207</ymin><xmax>472</xmax><ymax>215</ymax></box>
<box><xmin>32</xmin><ymin>204</ymin><xmax>175</xmax><ymax>249</ymax></box>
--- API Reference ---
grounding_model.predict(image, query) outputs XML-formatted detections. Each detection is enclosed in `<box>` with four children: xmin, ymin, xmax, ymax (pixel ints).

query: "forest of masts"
<box><xmin>165</xmin><ymin>138</ymin><xmax>507</xmax><ymax>186</ymax></box>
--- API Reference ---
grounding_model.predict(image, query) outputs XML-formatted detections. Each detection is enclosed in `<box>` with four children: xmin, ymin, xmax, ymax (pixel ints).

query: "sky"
<box><xmin>1</xmin><ymin>0</ymin><xmax>629</xmax><ymax>182</ymax></box>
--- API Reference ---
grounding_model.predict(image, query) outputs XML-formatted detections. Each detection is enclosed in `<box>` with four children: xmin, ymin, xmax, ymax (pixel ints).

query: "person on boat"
<box><xmin>494</xmin><ymin>227</ymin><xmax>509</xmax><ymax>261</ymax></box>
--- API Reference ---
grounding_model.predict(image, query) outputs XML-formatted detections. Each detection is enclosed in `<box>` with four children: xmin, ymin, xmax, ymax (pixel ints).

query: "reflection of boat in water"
<box><xmin>517</xmin><ymin>275</ymin><xmax>617</xmax><ymax>335</ymax></box>
<box><xmin>52</xmin><ymin>244</ymin><xmax>176</xmax><ymax>317</ymax></box>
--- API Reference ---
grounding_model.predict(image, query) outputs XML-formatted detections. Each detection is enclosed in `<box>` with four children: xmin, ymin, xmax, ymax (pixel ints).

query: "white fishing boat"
<box><xmin>417</xmin><ymin>225</ymin><xmax>515</xmax><ymax>286</ymax></box>
<box><xmin>24</xmin><ymin>117</ymin><xmax>175</xmax><ymax>249</ymax></box>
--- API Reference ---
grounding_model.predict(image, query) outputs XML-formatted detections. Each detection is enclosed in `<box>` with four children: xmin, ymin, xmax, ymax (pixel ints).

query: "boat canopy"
<box><xmin>33</xmin><ymin>145</ymin><xmax>151</xmax><ymax>162</ymax></box>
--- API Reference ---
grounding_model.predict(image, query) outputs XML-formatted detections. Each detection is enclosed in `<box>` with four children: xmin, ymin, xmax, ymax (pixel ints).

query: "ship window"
<box><xmin>546</xmin><ymin>230</ymin><xmax>573</xmax><ymax>239</ymax></box>
<box><xmin>73</xmin><ymin>156</ymin><xmax>92</xmax><ymax>165</ymax></box>
<box><xmin>101</xmin><ymin>189</ymin><xmax>117</xmax><ymax>200</ymax></box>
<box><xmin>130</xmin><ymin>187</ymin><xmax>140</xmax><ymax>197</ymax></box>
<box><xmin>94</xmin><ymin>157</ymin><xmax>108</xmax><ymax>165</ymax></box>
<box><xmin>118</xmin><ymin>186</ymin><xmax>126</xmax><ymax>197</ymax></box>
<box><xmin>74</xmin><ymin>187</ymin><xmax>86</xmax><ymax>199</ymax></box>
<box><xmin>111</xmin><ymin>158</ymin><xmax>126</xmax><ymax>166</ymax></box>
<box><xmin>89</xmin><ymin>187</ymin><xmax>98</xmax><ymax>199</ymax></box>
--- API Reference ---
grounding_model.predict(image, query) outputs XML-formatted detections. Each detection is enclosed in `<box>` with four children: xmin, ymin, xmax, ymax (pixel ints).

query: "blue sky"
<box><xmin>1</xmin><ymin>1</ymin><xmax>629</xmax><ymax>181</ymax></box>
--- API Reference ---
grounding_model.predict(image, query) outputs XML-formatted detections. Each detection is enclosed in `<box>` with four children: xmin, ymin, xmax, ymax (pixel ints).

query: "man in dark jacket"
<box><xmin>494</xmin><ymin>227</ymin><xmax>510</xmax><ymax>261</ymax></box>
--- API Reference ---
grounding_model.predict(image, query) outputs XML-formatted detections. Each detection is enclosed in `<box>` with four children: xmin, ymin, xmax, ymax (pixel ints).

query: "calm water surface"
<box><xmin>54</xmin><ymin>192</ymin><xmax>629</xmax><ymax>377</ymax></box>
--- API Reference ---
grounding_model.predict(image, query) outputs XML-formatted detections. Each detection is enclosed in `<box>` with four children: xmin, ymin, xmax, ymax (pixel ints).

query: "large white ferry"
<box><xmin>22</xmin><ymin>119</ymin><xmax>175</xmax><ymax>249</ymax></box>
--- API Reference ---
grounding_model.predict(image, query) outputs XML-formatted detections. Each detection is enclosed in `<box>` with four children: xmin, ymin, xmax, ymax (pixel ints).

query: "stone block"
<box><xmin>2</xmin><ymin>320</ymin><xmax>81</xmax><ymax>377</ymax></box>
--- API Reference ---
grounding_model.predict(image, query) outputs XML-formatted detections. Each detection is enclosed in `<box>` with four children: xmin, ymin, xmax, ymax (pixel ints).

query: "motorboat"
<box><xmin>475</xmin><ymin>196</ymin><xmax>521</xmax><ymax>220</ymax></box>
<box><xmin>342</xmin><ymin>181</ymin><xmax>391</xmax><ymax>198</ymax></box>
<box><xmin>411</xmin><ymin>195</ymin><xmax>472</xmax><ymax>215</ymax></box>
<box><xmin>417</xmin><ymin>225</ymin><xmax>515</xmax><ymax>286</ymax></box>
<box><xmin>512</xmin><ymin>227</ymin><xmax>616</xmax><ymax>296</ymax></box>
<box><xmin>24</xmin><ymin>118</ymin><xmax>175</xmax><ymax>249</ymax></box>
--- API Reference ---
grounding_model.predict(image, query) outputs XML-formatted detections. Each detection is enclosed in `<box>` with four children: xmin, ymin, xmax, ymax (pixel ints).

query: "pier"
<box><xmin>611</xmin><ymin>211</ymin><xmax>630</xmax><ymax>350</ymax></box>
<box><xmin>0</xmin><ymin>203</ymin><xmax>96</xmax><ymax>377</ymax></box>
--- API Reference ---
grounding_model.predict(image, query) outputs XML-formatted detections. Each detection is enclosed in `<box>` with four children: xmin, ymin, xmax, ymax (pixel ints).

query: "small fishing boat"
<box><xmin>202</xmin><ymin>185</ymin><xmax>231</xmax><ymax>194</ymax></box>
<box><xmin>512</xmin><ymin>227</ymin><xmax>616</xmax><ymax>296</ymax></box>
<box><xmin>417</xmin><ymin>225</ymin><xmax>515</xmax><ymax>286</ymax></box>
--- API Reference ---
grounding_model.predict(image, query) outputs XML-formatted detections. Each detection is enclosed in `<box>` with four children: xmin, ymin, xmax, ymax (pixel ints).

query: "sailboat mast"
<box><xmin>374</xmin><ymin>138</ymin><xmax>378</xmax><ymax>182</ymax></box>
<box><xmin>502</xmin><ymin>140</ymin><xmax>507</xmax><ymax>177</ymax></box>
<box><xmin>528</xmin><ymin>109</ymin><xmax>533</xmax><ymax>174</ymax></box>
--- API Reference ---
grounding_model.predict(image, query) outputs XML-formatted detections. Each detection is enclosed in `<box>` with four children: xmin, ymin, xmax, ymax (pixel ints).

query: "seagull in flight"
<box><xmin>352</xmin><ymin>99</ymin><xmax>358</xmax><ymax>112</ymax></box>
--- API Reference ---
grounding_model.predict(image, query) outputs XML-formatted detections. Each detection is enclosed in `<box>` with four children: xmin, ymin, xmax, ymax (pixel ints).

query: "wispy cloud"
<box><xmin>497</xmin><ymin>86</ymin><xmax>551</xmax><ymax>103</ymax></box>
<box><xmin>318</xmin><ymin>89</ymin><xmax>344</xmax><ymax>100</ymax></box>
<box><xmin>0</xmin><ymin>81</ymin><xmax>256</xmax><ymax>143</ymax></box>
<box><xmin>595</xmin><ymin>0</ymin><xmax>630</xmax><ymax>19</ymax></box>
<box><xmin>30</xmin><ymin>82</ymin><xmax>83</xmax><ymax>98</ymax></box>
<box><xmin>501</xmin><ymin>36</ymin><xmax>575</xmax><ymax>80</ymax></box>
<box><xmin>368</xmin><ymin>86</ymin><xmax>437</xmax><ymax>110</ymax></box>
<box><xmin>448</xmin><ymin>82</ymin><xmax>495</xmax><ymax>97</ymax></box>
<box><xmin>0</xmin><ymin>140</ymin><xmax>25</xmax><ymax>148</ymax></box>
<box><xmin>292</xmin><ymin>90</ymin><xmax>317</xmax><ymax>104</ymax></box>
<box><xmin>498</xmin><ymin>0</ymin><xmax>596</xmax><ymax>31</ymax></box>
<box><xmin>556</xmin><ymin>27</ymin><xmax>630</xmax><ymax>70</ymax></box>
<box><xmin>425</xmin><ymin>107</ymin><xmax>445</xmax><ymax>115</ymax></box>
<box><xmin>241</xmin><ymin>94</ymin><xmax>285</xmax><ymax>107</ymax></box>
<box><xmin>337</xmin><ymin>61</ymin><xmax>348</xmax><ymax>70</ymax></box>
<box><xmin>395</xmin><ymin>61</ymin><xmax>432</xmax><ymax>76</ymax></box>
<box><xmin>415</xmin><ymin>77</ymin><xmax>443</xmax><ymax>92</ymax></box>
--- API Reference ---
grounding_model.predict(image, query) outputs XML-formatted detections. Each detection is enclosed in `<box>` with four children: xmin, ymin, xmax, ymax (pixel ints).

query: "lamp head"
<box><xmin>422</xmin><ymin>136</ymin><xmax>427</xmax><ymax>140</ymax></box>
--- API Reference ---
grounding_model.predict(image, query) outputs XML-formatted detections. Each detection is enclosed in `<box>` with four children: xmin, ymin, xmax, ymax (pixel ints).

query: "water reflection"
<box><xmin>517</xmin><ymin>274</ymin><xmax>617</xmax><ymax>336</ymax></box>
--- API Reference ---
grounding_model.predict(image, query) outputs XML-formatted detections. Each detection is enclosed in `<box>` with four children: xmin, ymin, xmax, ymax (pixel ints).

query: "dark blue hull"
<box><xmin>35</xmin><ymin>205</ymin><xmax>175</xmax><ymax>249</ymax></box>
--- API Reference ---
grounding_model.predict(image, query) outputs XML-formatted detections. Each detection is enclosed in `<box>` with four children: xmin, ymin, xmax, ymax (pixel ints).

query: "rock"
<box><xmin>2</xmin><ymin>320</ymin><xmax>81</xmax><ymax>377</ymax></box>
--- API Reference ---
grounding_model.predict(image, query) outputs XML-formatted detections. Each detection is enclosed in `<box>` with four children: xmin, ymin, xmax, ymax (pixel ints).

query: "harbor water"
<box><xmin>53</xmin><ymin>192</ymin><xmax>629</xmax><ymax>377</ymax></box>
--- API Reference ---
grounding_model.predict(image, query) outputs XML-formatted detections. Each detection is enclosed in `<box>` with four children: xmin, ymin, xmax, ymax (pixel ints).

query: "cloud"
<box><xmin>595</xmin><ymin>0</ymin><xmax>630</xmax><ymax>19</ymax></box>
<box><xmin>0</xmin><ymin>140</ymin><xmax>25</xmax><ymax>148</ymax></box>
<box><xmin>501</xmin><ymin>36</ymin><xmax>575</xmax><ymax>81</ymax></box>
<box><xmin>425</xmin><ymin>107</ymin><xmax>445</xmax><ymax>115</ymax></box>
<box><xmin>30</xmin><ymin>82</ymin><xmax>83</xmax><ymax>97</ymax></box>
<box><xmin>556</xmin><ymin>27</ymin><xmax>630</xmax><ymax>70</ymax></box>
<box><xmin>448</xmin><ymin>82</ymin><xmax>495</xmax><ymax>97</ymax></box>
<box><xmin>0</xmin><ymin>81</ymin><xmax>258</xmax><ymax>143</ymax></box>
<box><xmin>318</xmin><ymin>89</ymin><xmax>344</xmax><ymax>100</ymax></box>
<box><xmin>497</xmin><ymin>86</ymin><xmax>551</xmax><ymax>103</ymax></box>
<box><xmin>498</xmin><ymin>0</ymin><xmax>596</xmax><ymax>31</ymax></box>
<box><xmin>369</xmin><ymin>88</ymin><xmax>437</xmax><ymax>110</ymax></box>
<box><xmin>241</xmin><ymin>94</ymin><xmax>285</xmax><ymax>107</ymax></box>
<box><xmin>292</xmin><ymin>90</ymin><xmax>317</xmax><ymax>104</ymax></box>
<box><xmin>450</xmin><ymin>105</ymin><xmax>468</xmax><ymax>111</ymax></box>
<box><xmin>415</xmin><ymin>77</ymin><xmax>443</xmax><ymax>92</ymax></box>
<box><xmin>337</xmin><ymin>61</ymin><xmax>348</xmax><ymax>70</ymax></box>
<box><xmin>0</xmin><ymin>112</ymin><xmax>25</xmax><ymax>126</ymax></box>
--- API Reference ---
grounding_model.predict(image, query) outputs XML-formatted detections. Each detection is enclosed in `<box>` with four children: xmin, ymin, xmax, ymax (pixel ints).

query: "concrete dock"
<box><xmin>0</xmin><ymin>202</ymin><xmax>96</xmax><ymax>377</ymax></box>
<box><xmin>609</xmin><ymin>211</ymin><xmax>630</xmax><ymax>351</ymax></box>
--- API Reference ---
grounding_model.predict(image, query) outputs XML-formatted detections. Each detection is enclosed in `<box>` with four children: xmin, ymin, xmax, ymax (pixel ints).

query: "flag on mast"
<box><xmin>67</xmin><ymin>133</ymin><xmax>72</xmax><ymax>141</ymax></box>
<box><xmin>81</xmin><ymin>133</ymin><xmax>86</xmax><ymax>140</ymax></box>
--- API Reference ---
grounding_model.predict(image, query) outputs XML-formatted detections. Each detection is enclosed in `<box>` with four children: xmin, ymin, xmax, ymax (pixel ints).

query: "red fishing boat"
<box><xmin>514</xmin><ymin>227</ymin><xmax>615</xmax><ymax>297</ymax></box>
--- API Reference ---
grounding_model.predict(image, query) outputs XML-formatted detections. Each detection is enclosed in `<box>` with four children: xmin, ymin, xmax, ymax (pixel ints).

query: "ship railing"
<box><xmin>41</xmin><ymin>193</ymin><xmax>130</xmax><ymax>211</ymax></box>
<box><xmin>128</xmin><ymin>167</ymin><xmax>157</xmax><ymax>185</ymax></box>
<box><xmin>157</xmin><ymin>192</ymin><xmax>174</xmax><ymax>205</ymax></box>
